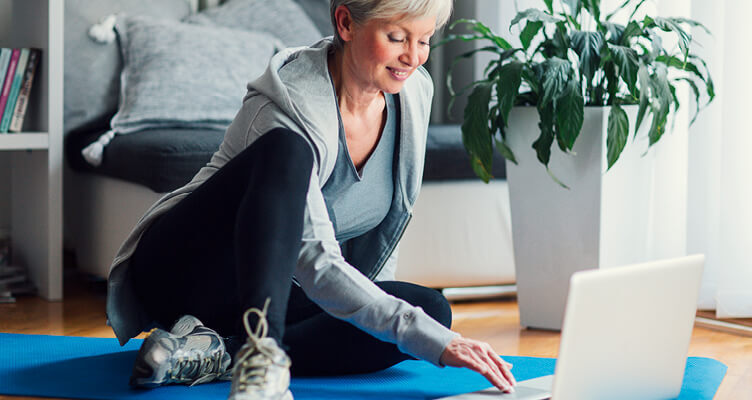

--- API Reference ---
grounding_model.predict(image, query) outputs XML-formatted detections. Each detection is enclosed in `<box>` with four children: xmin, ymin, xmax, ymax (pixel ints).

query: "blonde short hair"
<box><xmin>330</xmin><ymin>0</ymin><xmax>453</xmax><ymax>49</ymax></box>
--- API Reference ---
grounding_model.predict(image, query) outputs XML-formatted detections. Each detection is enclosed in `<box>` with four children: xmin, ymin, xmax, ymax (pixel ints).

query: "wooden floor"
<box><xmin>1</xmin><ymin>273</ymin><xmax>751</xmax><ymax>399</ymax></box>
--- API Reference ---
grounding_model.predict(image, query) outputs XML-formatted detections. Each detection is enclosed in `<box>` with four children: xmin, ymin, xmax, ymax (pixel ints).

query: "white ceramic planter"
<box><xmin>505</xmin><ymin>106</ymin><xmax>687</xmax><ymax>330</ymax></box>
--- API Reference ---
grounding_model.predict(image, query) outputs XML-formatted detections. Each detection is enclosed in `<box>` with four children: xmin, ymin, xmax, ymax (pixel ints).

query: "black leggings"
<box><xmin>130</xmin><ymin>128</ymin><xmax>452</xmax><ymax>376</ymax></box>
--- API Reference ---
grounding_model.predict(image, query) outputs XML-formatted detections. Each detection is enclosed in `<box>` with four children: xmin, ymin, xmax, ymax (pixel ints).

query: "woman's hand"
<box><xmin>439</xmin><ymin>336</ymin><xmax>517</xmax><ymax>393</ymax></box>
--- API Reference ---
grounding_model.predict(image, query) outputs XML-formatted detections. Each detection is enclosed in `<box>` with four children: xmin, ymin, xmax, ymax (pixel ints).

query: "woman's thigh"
<box><xmin>130</xmin><ymin>128</ymin><xmax>312</xmax><ymax>336</ymax></box>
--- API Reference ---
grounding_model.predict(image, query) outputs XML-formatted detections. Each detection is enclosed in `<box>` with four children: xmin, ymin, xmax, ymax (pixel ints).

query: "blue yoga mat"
<box><xmin>0</xmin><ymin>333</ymin><xmax>726</xmax><ymax>399</ymax></box>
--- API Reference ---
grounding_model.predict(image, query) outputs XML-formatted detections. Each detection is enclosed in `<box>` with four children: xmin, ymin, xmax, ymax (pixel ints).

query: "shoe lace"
<box><xmin>233</xmin><ymin>298</ymin><xmax>283</xmax><ymax>391</ymax></box>
<box><xmin>171</xmin><ymin>348</ymin><xmax>229</xmax><ymax>386</ymax></box>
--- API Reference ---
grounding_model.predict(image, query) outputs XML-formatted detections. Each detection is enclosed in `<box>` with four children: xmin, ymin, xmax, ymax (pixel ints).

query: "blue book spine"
<box><xmin>0</xmin><ymin>49</ymin><xmax>12</xmax><ymax>124</ymax></box>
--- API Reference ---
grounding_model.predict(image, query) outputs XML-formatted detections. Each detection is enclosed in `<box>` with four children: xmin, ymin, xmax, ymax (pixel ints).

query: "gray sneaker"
<box><xmin>130</xmin><ymin>314</ymin><xmax>232</xmax><ymax>388</ymax></box>
<box><xmin>228</xmin><ymin>299</ymin><xmax>293</xmax><ymax>400</ymax></box>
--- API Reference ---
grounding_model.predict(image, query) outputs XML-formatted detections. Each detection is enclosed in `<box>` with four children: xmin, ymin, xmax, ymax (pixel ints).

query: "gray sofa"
<box><xmin>63</xmin><ymin>0</ymin><xmax>515</xmax><ymax>290</ymax></box>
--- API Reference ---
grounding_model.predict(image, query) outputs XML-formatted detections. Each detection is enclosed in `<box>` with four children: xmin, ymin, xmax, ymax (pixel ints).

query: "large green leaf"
<box><xmin>522</xmin><ymin>63</ymin><xmax>544</xmax><ymax>95</ymax></box>
<box><xmin>555</xmin><ymin>80</ymin><xmax>585</xmax><ymax>151</ymax></box>
<box><xmin>497</xmin><ymin>61</ymin><xmax>524</xmax><ymax>127</ymax></box>
<box><xmin>603</xmin><ymin>22</ymin><xmax>625</xmax><ymax>43</ymax></box>
<box><xmin>651</xmin><ymin>17</ymin><xmax>691</xmax><ymax>61</ymax></box>
<box><xmin>670</xmin><ymin>17</ymin><xmax>711</xmax><ymax>34</ymax></box>
<box><xmin>678</xmin><ymin>76</ymin><xmax>701</xmax><ymax>125</ymax></box>
<box><xmin>511</xmin><ymin>8</ymin><xmax>562</xmax><ymax>27</ymax></box>
<box><xmin>563</xmin><ymin>0</ymin><xmax>582</xmax><ymax>17</ymax></box>
<box><xmin>688</xmin><ymin>55</ymin><xmax>715</xmax><ymax>101</ymax></box>
<box><xmin>540</xmin><ymin>58</ymin><xmax>572</xmax><ymax>107</ymax></box>
<box><xmin>607</xmin><ymin>43</ymin><xmax>639</xmax><ymax>96</ymax></box>
<box><xmin>431</xmin><ymin>33</ymin><xmax>485</xmax><ymax>49</ymax></box>
<box><xmin>656</xmin><ymin>55</ymin><xmax>703</xmax><ymax>77</ymax></box>
<box><xmin>520</xmin><ymin>21</ymin><xmax>544</xmax><ymax>50</ymax></box>
<box><xmin>495</xmin><ymin>138</ymin><xmax>518</xmax><ymax>164</ymax></box>
<box><xmin>645</xmin><ymin>29</ymin><xmax>663</xmax><ymax>61</ymax></box>
<box><xmin>552</xmin><ymin>21</ymin><xmax>571</xmax><ymax>57</ymax></box>
<box><xmin>489</xmin><ymin>104</ymin><xmax>500</xmax><ymax>136</ymax></box>
<box><xmin>648</xmin><ymin>102</ymin><xmax>669</xmax><ymax>146</ymax></box>
<box><xmin>635</xmin><ymin>62</ymin><xmax>651</xmax><ymax>134</ymax></box>
<box><xmin>627</xmin><ymin>0</ymin><xmax>649</xmax><ymax>22</ymax></box>
<box><xmin>605</xmin><ymin>0</ymin><xmax>632</xmax><ymax>21</ymax></box>
<box><xmin>607</xmin><ymin>104</ymin><xmax>629</xmax><ymax>169</ymax></box>
<box><xmin>620</xmin><ymin>21</ymin><xmax>643</xmax><ymax>46</ymax></box>
<box><xmin>584</xmin><ymin>0</ymin><xmax>601</xmax><ymax>23</ymax></box>
<box><xmin>655</xmin><ymin>55</ymin><xmax>714</xmax><ymax>106</ymax></box>
<box><xmin>445</xmin><ymin>46</ymin><xmax>517</xmax><ymax>113</ymax></box>
<box><xmin>462</xmin><ymin>83</ymin><xmax>494</xmax><ymax>182</ymax></box>
<box><xmin>571</xmin><ymin>30</ymin><xmax>604</xmax><ymax>85</ymax></box>
<box><xmin>543</xmin><ymin>0</ymin><xmax>554</xmax><ymax>13</ymax></box>
<box><xmin>449</xmin><ymin>19</ymin><xmax>513</xmax><ymax>50</ymax></box>
<box><xmin>606</xmin><ymin>0</ymin><xmax>648</xmax><ymax>22</ymax></box>
<box><xmin>534</xmin><ymin>103</ymin><xmax>556</xmax><ymax>167</ymax></box>
<box><xmin>648</xmin><ymin>65</ymin><xmax>672</xmax><ymax>145</ymax></box>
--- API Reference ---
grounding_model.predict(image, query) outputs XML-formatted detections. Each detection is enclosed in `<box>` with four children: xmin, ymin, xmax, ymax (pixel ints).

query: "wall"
<box><xmin>687</xmin><ymin>0</ymin><xmax>752</xmax><ymax>316</ymax></box>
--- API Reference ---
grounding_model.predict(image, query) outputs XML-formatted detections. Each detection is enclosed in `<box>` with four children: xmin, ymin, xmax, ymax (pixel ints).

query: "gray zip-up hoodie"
<box><xmin>106</xmin><ymin>37</ymin><xmax>459</xmax><ymax>365</ymax></box>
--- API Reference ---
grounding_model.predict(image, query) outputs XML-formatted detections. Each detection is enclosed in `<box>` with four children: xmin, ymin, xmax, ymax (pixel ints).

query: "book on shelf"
<box><xmin>1</xmin><ymin>48</ymin><xmax>29</xmax><ymax>133</ymax></box>
<box><xmin>0</xmin><ymin>49</ymin><xmax>11</xmax><ymax>102</ymax></box>
<box><xmin>9</xmin><ymin>49</ymin><xmax>41</xmax><ymax>133</ymax></box>
<box><xmin>0</xmin><ymin>49</ymin><xmax>20</xmax><ymax>130</ymax></box>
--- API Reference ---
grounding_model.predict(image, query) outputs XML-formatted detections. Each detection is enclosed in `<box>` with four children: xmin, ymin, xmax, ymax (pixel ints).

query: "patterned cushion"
<box><xmin>110</xmin><ymin>15</ymin><xmax>280</xmax><ymax>134</ymax></box>
<box><xmin>185</xmin><ymin>0</ymin><xmax>322</xmax><ymax>47</ymax></box>
<box><xmin>294</xmin><ymin>0</ymin><xmax>334</xmax><ymax>37</ymax></box>
<box><xmin>63</xmin><ymin>0</ymin><xmax>193</xmax><ymax>135</ymax></box>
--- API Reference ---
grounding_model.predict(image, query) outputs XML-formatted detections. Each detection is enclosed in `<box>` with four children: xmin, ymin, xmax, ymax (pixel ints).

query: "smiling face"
<box><xmin>337</xmin><ymin>8</ymin><xmax>436</xmax><ymax>95</ymax></box>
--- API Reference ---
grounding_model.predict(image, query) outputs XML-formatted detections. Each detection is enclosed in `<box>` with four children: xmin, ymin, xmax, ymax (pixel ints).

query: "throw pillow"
<box><xmin>110</xmin><ymin>15</ymin><xmax>281</xmax><ymax>135</ymax></box>
<box><xmin>185</xmin><ymin>0</ymin><xmax>322</xmax><ymax>47</ymax></box>
<box><xmin>64</xmin><ymin>0</ymin><xmax>193</xmax><ymax>135</ymax></box>
<box><xmin>294</xmin><ymin>0</ymin><xmax>334</xmax><ymax>37</ymax></box>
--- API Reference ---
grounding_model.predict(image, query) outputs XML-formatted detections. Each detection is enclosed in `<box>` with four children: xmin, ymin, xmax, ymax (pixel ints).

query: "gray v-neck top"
<box><xmin>322</xmin><ymin>93</ymin><xmax>397</xmax><ymax>243</ymax></box>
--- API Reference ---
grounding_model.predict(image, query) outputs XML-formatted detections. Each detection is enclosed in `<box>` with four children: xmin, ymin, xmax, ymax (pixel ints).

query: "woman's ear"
<box><xmin>334</xmin><ymin>5</ymin><xmax>355</xmax><ymax>42</ymax></box>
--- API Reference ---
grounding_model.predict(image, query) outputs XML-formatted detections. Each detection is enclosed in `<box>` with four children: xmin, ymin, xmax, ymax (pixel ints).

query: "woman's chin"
<box><xmin>381</xmin><ymin>82</ymin><xmax>406</xmax><ymax>94</ymax></box>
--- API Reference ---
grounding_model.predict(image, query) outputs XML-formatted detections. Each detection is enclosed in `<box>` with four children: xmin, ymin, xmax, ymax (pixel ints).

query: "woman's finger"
<box><xmin>468</xmin><ymin>348</ymin><xmax>513</xmax><ymax>393</ymax></box>
<box><xmin>439</xmin><ymin>337</ymin><xmax>515</xmax><ymax>392</ymax></box>
<box><xmin>486</xmin><ymin>347</ymin><xmax>517</xmax><ymax>386</ymax></box>
<box><xmin>481</xmin><ymin>354</ymin><xmax>510</xmax><ymax>391</ymax></box>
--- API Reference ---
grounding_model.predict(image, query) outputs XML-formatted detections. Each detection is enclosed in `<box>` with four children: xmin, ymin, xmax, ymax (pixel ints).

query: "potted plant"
<box><xmin>438</xmin><ymin>0</ymin><xmax>714</xmax><ymax>185</ymax></box>
<box><xmin>437</xmin><ymin>0</ymin><xmax>714</xmax><ymax>330</ymax></box>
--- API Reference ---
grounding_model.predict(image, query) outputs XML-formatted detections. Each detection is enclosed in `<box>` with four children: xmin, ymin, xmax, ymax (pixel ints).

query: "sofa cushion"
<box><xmin>185</xmin><ymin>0</ymin><xmax>322</xmax><ymax>47</ymax></box>
<box><xmin>424</xmin><ymin>125</ymin><xmax>507</xmax><ymax>181</ymax></box>
<box><xmin>110</xmin><ymin>15</ymin><xmax>281</xmax><ymax>135</ymax></box>
<box><xmin>294</xmin><ymin>0</ymin><xmax>334</xmax><ymax>37</ymax></box>
<box><xmin>67</xmin><ymin>124</ymin><xmax>506</xmax><ymax>195</ymax></box>
<box><xmin>67</xmin><ymin>127</ymin><xmax>225</xmax><ymax>193</ymax></box>
<box><xmin>63</xmin><ymin>0</ymin><xmax>193</xmax><ymax>135</ymax></box>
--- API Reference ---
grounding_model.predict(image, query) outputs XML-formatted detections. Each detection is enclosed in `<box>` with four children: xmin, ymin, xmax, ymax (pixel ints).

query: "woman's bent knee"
<box><xmin>377</xmin><ymin>281</ymin><xmax>453</xmax><ymax>329</ymax></box>
<box><xmin>258</xmin><ymin>128</ymin><xmax>314</xmax><ymax>168</ymax></box>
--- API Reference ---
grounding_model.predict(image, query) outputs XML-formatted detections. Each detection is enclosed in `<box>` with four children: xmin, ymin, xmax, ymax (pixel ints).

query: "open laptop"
<box><xmin>439</xmin><ymin>254</ymin><xmax>705</xmax><ymax>400</ymax></box>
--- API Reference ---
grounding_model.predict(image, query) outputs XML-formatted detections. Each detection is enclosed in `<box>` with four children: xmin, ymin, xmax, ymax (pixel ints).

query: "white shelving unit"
<box><xmin>0</xmin><ymin>0</ymin><xmax>63</xmax><ymax>300</ymax></box>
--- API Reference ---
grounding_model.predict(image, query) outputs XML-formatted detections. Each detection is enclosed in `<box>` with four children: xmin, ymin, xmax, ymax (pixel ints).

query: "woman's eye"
<box><xmin>388</xmin><ymin>36</ymin><xmax>405</xmax><ymax>43</ymax></box>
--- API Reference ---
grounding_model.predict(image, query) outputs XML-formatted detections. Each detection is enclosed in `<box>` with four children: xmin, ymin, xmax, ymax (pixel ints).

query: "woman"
<box><xmin>106</xmin><ymin>0</ymin><xmax>517</xmax><ymax>398</ymax></box>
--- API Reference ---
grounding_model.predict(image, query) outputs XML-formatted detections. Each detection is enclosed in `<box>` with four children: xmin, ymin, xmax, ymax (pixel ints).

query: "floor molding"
<box><xmin>695</xmin><ymin>316</ymin><xmax>752</xmax><ymax>337</ymax></box>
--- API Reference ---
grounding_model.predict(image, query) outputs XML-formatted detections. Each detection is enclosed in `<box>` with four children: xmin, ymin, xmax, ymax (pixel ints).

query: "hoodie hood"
<box><xmin>245</xmin><ymin>37</ymin><xmax>340</xmax><ymax>182</ymax></box>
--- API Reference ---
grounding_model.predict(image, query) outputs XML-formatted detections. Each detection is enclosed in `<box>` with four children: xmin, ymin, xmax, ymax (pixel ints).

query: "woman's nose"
<box><xmin>401</xmin><ymin>43</ymin><xmax>421</xmax><ymax>67</ymax></box>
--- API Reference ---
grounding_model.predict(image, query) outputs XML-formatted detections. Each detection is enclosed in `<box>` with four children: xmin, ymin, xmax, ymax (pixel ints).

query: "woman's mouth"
<box><xmin>387</xmin><ymin>67</ymin><xmax>410</xmax><ymax>80</ymax></box>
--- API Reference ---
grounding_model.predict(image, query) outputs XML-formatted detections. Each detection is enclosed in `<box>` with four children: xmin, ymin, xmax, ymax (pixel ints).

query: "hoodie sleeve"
<box><xmin>294</xmin><ymin>163</ymin><xmax>459</xmax><ymax>366</ymax></box>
